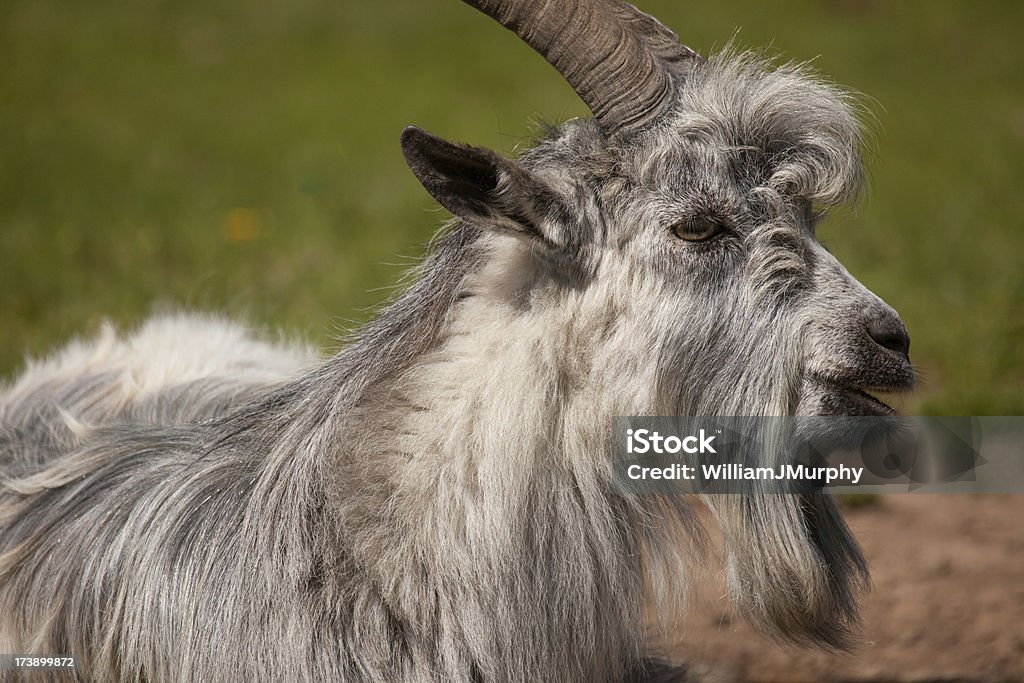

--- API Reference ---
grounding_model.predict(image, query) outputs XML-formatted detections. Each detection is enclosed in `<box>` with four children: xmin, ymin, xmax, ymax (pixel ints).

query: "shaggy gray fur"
<box><xmin>0</xmin><ymin>9</ymin><xmax>914</xmax><ymax>683</ymax></box>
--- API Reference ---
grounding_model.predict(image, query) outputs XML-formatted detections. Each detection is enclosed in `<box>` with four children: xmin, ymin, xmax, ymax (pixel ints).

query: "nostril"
<box><xmin>867</xmin><ymin>315</ymin><xmax>911</xmax><ymax>357</ymax></box>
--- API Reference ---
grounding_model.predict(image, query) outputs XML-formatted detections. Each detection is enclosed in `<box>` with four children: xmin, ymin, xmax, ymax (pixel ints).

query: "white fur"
<box><xmin>1</xmin><ymin>313</ymin><xmax>316</xmax><ymax>425</ymax></box>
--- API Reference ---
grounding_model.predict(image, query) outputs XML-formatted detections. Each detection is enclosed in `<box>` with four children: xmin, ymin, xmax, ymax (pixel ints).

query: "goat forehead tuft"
<box><xmin>518</xmin><ymin>50</ymin><xmax>867</xmax><ymax>220</ymax></box>
<box><xmin>644</xmin><ymin>50</ymin><xmax>867</xmax><ymax>208</ymax></box>
<box><xmin>679</xmin><ymin>51</ymin><xmax>863</xmax><ymax>137</ymax></box>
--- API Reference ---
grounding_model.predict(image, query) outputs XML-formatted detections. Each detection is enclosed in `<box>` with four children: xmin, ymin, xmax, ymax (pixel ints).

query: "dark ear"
<box><xmin>400</xmin><ymin>126</ymin><xmax>558</xmax><ymax>243</ymax></box>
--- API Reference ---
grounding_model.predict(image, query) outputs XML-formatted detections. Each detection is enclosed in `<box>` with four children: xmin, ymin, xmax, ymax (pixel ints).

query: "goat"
<box><xmin>0</xmin><ymin>0</ymin><xmax>915</xmax><ymax>681</ymax></box>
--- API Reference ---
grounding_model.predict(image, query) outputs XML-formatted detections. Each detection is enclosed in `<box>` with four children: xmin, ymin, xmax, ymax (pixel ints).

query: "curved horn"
<box><xmin>460</xmin><ymin>0</ymin><xmax>702</xmax><ymax>136</ymax></box>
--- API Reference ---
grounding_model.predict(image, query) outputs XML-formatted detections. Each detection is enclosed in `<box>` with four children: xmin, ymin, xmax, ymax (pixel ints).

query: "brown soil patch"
<box><xmin>661</xmin><ymin>495</ymin><xmax>1024</xmax><ymax>682</ymax></box>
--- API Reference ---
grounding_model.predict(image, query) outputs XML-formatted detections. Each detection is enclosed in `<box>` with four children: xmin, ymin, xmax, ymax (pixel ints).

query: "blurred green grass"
<box><xmin>1</xmin><ymin>0</ymin><xmax>1021</xmax><ymax>413</ymax></box>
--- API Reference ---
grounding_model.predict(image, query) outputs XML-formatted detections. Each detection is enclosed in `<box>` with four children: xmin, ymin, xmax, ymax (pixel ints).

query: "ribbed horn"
<box><xmin>460</xmin><ymin>0</ymin><xmax>702</xmax><ymax>137</ymax></box>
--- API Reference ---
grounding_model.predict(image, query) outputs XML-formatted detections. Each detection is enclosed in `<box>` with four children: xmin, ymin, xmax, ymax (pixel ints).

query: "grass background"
<box><xmin>1</xmin><ymin>0</ymin><xmax>1021</xmax><ymax>414</ymax></box>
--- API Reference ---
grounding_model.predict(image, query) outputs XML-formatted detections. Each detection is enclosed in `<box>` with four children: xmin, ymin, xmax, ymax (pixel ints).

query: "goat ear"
<box><xmin>400</xmin><ymin>126</ymin><xmax>557</xmax><ymax>243</ymax></box>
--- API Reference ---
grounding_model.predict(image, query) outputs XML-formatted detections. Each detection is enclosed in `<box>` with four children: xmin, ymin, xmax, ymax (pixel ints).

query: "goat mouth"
<box><xmin>807</xmin><ymin>377</ymin><xmax>908</xmax><ymax>416</ymax></box>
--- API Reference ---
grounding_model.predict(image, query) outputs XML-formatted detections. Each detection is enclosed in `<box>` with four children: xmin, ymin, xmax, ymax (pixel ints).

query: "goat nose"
<box><xmin>865</xmin><ymin>310</ymin><xmax>911</xmax><ymax>357</ymax></box>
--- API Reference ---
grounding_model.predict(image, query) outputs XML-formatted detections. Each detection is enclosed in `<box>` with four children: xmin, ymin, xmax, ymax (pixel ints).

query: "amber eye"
<box><xmin>672</xmin><ymin>217</ymin><xmax>724</xmax><ymax>242</ymax></box>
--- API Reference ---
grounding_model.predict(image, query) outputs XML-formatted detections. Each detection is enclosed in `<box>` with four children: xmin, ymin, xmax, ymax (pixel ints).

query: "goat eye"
<box><xmin>671</xmin><ymin>217</ymin><xmax>723</xmax><ymax>242</ymax></box>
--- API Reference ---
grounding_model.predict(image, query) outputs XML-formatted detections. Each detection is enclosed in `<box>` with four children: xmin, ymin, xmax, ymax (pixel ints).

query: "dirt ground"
<box><xmin>661</xmin><ymin>495</ymin><xmax>1024</xmax><ymax>683</ymax></box>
